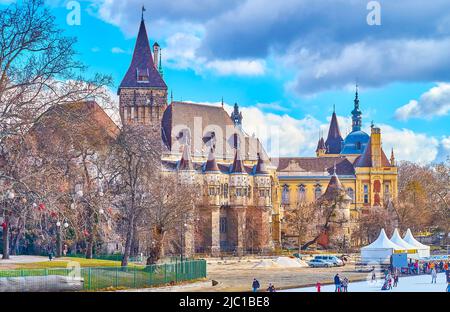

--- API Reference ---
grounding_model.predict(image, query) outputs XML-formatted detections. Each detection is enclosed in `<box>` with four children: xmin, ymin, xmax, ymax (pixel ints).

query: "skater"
<box><xmin>334</xmin><ymin>274</ymin><xmax>341</xmax><ymax>292</ymax></box>
<box><xmin>371</xmin><ymin>266</ymin><xmax>376</xmax><ymax>281</ymax></box>
<box><xmin>387</xmin><ymin>275</ymin><xmax>393</xmax><ymax>290</ymax></box>
<box><xmin>266</xmin><ymin>283</ymin><xmax>276</xmax><ymax>292</ymax></box>
<box><xmin>341</xmin><ymin>277</ymin><xmax>349</xmax><ymax>292</ymax></box>
<box><xmin>447</xmin><ymin>283</ymin><xmax>450</xmax><ymax>293</ymax></box>
<box><xmin>393</xmin><ymin>271</ymin><xmax>399</xmax><ymax>287</ymax></box>
<box><xmin>316</xmin><ymin>282</ymin><xmax>321</xmax><ymax>292</ymax></box>
<box><xmin>252</xmin><ymin>278</ymin><xmax>260</xmax><ymax>292</ymax></box>
<box><xmin>431</xmin><ymin>268</ymin><xmax>437</xmax><ymax>284</ymax></box>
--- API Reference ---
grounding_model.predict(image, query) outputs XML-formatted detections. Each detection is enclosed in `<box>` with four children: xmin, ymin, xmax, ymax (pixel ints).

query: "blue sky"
<box><xmin>3</xmin><ymin>0</ymin><xmax>450</xmax><ymax>163</ymax></box>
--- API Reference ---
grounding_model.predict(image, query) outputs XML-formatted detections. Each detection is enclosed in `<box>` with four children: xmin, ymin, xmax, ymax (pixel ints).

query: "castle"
<box><xmin>116</xmin><ymin>15</ymin><xmax>398</xmax><ymax>254</ymax></box>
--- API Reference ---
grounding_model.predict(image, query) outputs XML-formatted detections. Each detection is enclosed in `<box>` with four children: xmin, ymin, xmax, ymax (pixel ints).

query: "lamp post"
<box><xmin>56</xmin><ymin>221</ymin><xmax>62</xmax><ymax>257</ymax></box>
<box><xmin>2</xmin><ymin>190</ymin><xmax>15</xmax><ymax>260</ymax></box>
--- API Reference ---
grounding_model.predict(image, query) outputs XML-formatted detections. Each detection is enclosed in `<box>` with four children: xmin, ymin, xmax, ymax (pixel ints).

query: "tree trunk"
<box><xmin>301</xmin><ymin>235</ymin><xmax>319</xmax><ymax>250</ymax></box>
<box><xmin>146</xmin><ymin>227</ymin><xmax>165</xmax><ymax>265</ymax></box>
<box><xmin>121</xmin><ymin>216</ymin><xmax>135</xmax><ymax>267</ymax></box>
<box><xmin>2</xmin><ymin>217</ymin><xmax>9</xmax><ymax>260</ymax></box>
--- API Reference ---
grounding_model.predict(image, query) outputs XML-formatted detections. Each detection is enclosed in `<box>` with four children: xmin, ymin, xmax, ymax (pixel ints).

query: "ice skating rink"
<box><xmin>283</xmin><ymin>273</ymin><xmax>448</xmax><ymax>292</ymax></box>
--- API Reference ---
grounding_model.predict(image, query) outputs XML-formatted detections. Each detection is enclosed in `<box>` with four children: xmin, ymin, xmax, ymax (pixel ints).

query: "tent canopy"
<box><xmin>361</xmin><ymin>229</ymin><xmax>404</xmax><ymax>251</ymax></box>
<box><xmin>403</xmin><ymin>228</ymin><xmax>430</xmax><ymax>258</ymax></box>
<box><xmin>390</xmin><ymin>228</ymin><xmax>418</xmax><ymax>252</ymax></box>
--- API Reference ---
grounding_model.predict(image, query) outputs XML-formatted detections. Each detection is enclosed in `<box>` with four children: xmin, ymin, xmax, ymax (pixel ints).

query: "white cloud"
<box><xmin>205</xmin><ymin>59</ymin><xmax>265</xmax><ymax>76</ymax></box>
<box><xmin>395</xmin><ymin>83</ymin><xmax>450</xmax><ymax>120</ymax></box>
<box><xmin>111</xmin><ymin>47</ymin><xmax>126</xmax><ymax>54</ymax></box>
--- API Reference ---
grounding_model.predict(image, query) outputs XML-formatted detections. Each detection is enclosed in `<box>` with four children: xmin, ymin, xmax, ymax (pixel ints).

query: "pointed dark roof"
<box><xmin>230</xmin><ymin>149</ymin><xmax>246</xmax><ymax>174</ymax></box>
<box><xmin>205</xmin><ymin>148</ymin><xmax>220</xmax><ymax>172</ymax></box>
<box><xmin>254</xmin><ymin>153</ymin><xmax>269</xmax><ymax>175</ymax></box>
<box><xmin>325</xmin><ymin>112</ymin><xmax>344</xmax><ymax>154</ymax></box>
<box><xmin>178</xmin><ymin>145</ymin><xmax>193</xmax><ymax>171</ymax></box>
<box><xmin>118</xmin><ymin>20</ymin><xmax>167</xmax><ymax>93</ymax></box>
<box><xmin>355</xmin><ymin>139</ymin><xmax>392</xmax><ymax>168</ymax></box>
<box><xmin>316</xmin><ymin>137</ymin><xmax>326</xmax><ymax>152</ymax></box>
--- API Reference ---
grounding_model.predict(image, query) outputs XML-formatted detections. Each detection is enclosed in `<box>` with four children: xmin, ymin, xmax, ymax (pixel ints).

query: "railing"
<box><xmin>0</xmin><ymin>259</ymin><xmax>207</xmax><ymax>291</ymax></box>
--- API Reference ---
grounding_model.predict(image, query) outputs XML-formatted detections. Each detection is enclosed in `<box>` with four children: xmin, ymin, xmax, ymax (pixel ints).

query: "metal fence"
<box><xmin>0</xmin><ymin>259</ymin><xmax>207</xmax><ymax>291</ymax></box>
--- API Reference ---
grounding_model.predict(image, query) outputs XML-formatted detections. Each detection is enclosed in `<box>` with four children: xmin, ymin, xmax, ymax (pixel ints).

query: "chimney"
<box><xmin>370</xmin><ymin>126</ymin><xmax>382</xmax><ymax>168</ymax></box>
<box><xmin>153</xmin><ymin>42</ymin><xmax>160</xmax><ymax>70</ymax></box>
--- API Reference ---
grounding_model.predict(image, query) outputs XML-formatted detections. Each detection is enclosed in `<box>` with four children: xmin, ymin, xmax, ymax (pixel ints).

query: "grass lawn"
<box><xmin>8</xmin><ymin>257</ymin><xmax>144</xmax><ymax>270</ymax></box>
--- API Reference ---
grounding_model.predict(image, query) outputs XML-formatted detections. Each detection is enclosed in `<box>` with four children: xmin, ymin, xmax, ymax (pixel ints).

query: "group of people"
<box><xmin>381</xmin><ymin>268</ymin><xmax>400</xmax><ymax>290</ymax></box>
<box><xmin>333</xmin><ymin>273</ymin><xmax>349</xmax><ymax>292</ymax></box>
<box><xmin>252</xmin><ymin>278</ymin><xmax>276</xmax><ymax>292</ymax></box>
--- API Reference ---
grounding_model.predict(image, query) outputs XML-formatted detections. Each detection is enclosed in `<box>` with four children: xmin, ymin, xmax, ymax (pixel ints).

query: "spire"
<box><xmin>205</xmin><ymin>147</ymin><xmax>220</xmax><ymax>172</ymax></box>
<box><xmin>230</xmin><ymin>102</ymin><xmax>243</xmax><ymax>126</ymax></box>
<box><xmin>351</xmin><ymin>84</ymin><xmax>362</xmax><ymax>132</ymax></box>
<box><xmin>118</xmin><ymin>12</ymin><xmax>167</xmax><ymax>93</ymax></box>
<box><xmin>316</xmin><ymin>136</ymin><xmax>326</xmax><ymax>153</ymax></box>
<box><xmin>255</xmin><ymin>153</ymin><xmax>269</xmax><ymax>175</ymax></box>
<box><xmin>178</xmin><ymin>145</ymin><xmax>193</xmax><ymax>171</ymax></box>
<box><xmin>158</xmin><ymin>49</ymin><xmax>163</xmax><ymax>77</ymax></box>
<box><xmin>320</xmin><ymin>168</ymin><xmax>348</xmax><ymax>201</ymax></box>
<box><xmin>390</xmin><ymin>148</ymin><xmax>395</xmax><ymax>166</ymax></box>
<box><xmin>324</xmin><ymin>110</ymin><xmax>344</xmax><ymax>154</ymax></box>
<box><xmin>230</xmin><ymin>148</ymin><xmax>246</xmax><ymax>174</ymax></box>
<box><xmin>170</xmin><ymin>90</ymin><xmax>173</xmax><ymax>103</ymax></box>
<box><xmin>221</xmin><ymin>97</ymin><xmax>224</xmax><ymax>108</ymax></box>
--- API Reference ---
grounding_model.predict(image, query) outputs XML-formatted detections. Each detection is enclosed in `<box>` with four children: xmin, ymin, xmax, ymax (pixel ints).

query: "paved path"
<box><xmin>0</xmin><ymin>255</ymin><xmax>51</xmax><ymax>264</ymax></box>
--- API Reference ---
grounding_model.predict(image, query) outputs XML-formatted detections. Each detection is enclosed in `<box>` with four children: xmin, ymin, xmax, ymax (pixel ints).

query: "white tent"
<box><xmin>403</xmin><ymin>228</ymin><xmax>431</xmax><ymax>258</ymax></box>
<box><xmin>361</xmin><ymin>229</ymin><xmax>405</xmax><ymax>264</ymax></box>
<box><xmin>390</xmin><ymin>228</ymin><xmax>418</xmax><ymax>257</ymax></box>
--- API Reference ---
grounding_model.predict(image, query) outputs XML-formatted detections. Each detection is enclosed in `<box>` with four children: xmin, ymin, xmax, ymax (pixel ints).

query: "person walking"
<box><xmin>316</xmin><ymin>282</ymin><xmax>321</xmax><ymax>292</ymax></box>
<box><xmin>252</xmin><ymin>278</ymin><xmax>260</xmax><ymax>292</ymax></box>
<box><xmin>334</xmin><ymin>274</ymin><xmax>341</xmax><ymax>292</ymax></box>
<box><xmin>431</xmin><ymin>268</ymin><xmax>437</xmax><ymax>284</ymax></box>
<box><xmin>371</xmin><ymin>266</ymin><xmax>377</xmax><ymax>281</ymax></box>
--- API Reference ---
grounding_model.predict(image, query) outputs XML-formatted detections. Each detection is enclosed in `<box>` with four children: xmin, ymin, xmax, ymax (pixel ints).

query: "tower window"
<box><xmin>297</xmin><ymin>185</ymin><xmax>306</xmax><ymax>203</ymax></box>
<box><xmin>282</xmin><ymin>185</ymin><xmax>289</xmax><ymax>205</ymax></box>
<box><xmin>136</xmin><ymin>68</ymin><xmax>150</xmax><ymax>83</ymax></box>
<box><xmin>314</xmin><ymin>185</ymin><xmax>322</xmax><ymax>200</ymax></box>
<box><xmin>363</xmin><ymin>184</ymin><xmax>369</xmax><ymax>204</ymax></box>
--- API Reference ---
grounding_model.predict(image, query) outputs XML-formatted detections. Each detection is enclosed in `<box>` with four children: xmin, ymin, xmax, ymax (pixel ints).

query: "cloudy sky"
<box><xmin>4</xmin><ymin>0</ymin><xmax>450</xmax><ymax>163</ymax></box>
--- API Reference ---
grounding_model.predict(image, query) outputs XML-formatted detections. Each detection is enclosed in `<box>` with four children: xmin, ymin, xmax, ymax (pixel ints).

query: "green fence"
<box><xmin>0</xmin><ymin>259</ymin><xmax>207</xmax><ymax>291</ymax></box>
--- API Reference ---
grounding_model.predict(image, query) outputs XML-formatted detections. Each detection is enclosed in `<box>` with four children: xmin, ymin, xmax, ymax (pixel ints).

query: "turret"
<box><xmin>230</xmin><ymin>103</ymin><xmax>243</xmax><ymax>127</ymax></box>
<box><xmin>229</xmin><ymin>148</ymin><xmax>248</xmax><ymax>205</ymax></box>
<box><xmin>324</xmin><ymin>108</ymin><xmax>344</xmax><ymax>154</ymax></box>
<box><xmin>254</xmin><ymin>153</ymin><xmax>271</xmax><ymax>207</ymax></box>
<box><xmin>316</xmin><ymin>135</ymin><xmax>327</xmax><ymax>157</ymax></box>
<box><xmin>390</xmin><ymin>148</ymin><xmax>396</xmax><ymax>166</ymax></box>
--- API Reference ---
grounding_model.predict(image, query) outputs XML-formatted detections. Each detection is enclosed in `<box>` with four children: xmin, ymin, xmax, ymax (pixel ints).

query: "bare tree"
<box><xmin>0</xmin><ymin>0</ymin><xmax>111</xmax><ymax>259</ymax></box>
<box><xmin>284</xmin><ymin>202</ymin><xmax>315</xmax><ymax>254</ymax></box>
<box><xmin>107</xmin><ymin>126</ymin><xmax>160</xmax><ymax>266</ymax></box>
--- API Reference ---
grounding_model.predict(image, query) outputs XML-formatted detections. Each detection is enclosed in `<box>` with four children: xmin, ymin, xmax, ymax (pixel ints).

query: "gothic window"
<box><xmin>314</xmin><ymin>185</ymin><xmax>322</xmax><ymax>200</ymax></box>
<box><xmin>363</xmin><ymin>184</ymin><xmax>369</xmax><ymax>204</ymax></box>
<box><xmin>297</xmin><ymin>184</ymin><xmax>306</xmax><ymax>203</ymax></box>
<box><xmin>224</xmin><ymin>184</ymin><xmax>228</xmax><ymax>197</ymax></box>
<box><xmin>236</xmin><ymin>188</ymin><xmax>242</xmax><ymax>197</ymax></box>
<box><xmin>282</xmin><ymin>185</ymin><xmax>290</xmax><ymax>205</ymax></box>
<box><xmin>347</xmin><ymin>187</ymin><xmax>355</xmax><ymax>203</ymax></box>
<box><xmin>219</xmin><ymin>217</ymin><xmax>227</xmax><ymax>234</ymax></box>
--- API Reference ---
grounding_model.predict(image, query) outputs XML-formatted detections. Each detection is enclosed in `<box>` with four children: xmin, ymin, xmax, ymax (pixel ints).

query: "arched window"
<box><xmin>282</xmin><ymin>185</ymin><xmax>290</xmax><ymax>205</ymax></box>
<box><xmin>347</xmin><ymin>187</ymin><xmax>355</xmax><ymax>203</ymax></box>
<box><xmin>314</xmin><ymin>185</ymin><xmax>322</xmax><ymax>200</ymax></box>
<box><xmin>297</xmin><ymin>185</ymin><xmax>306</xmax><ymax>203</ymax></box>
<box><xmin>363</xmin><ymin>184</ymin><xmax>369</xmax><ymax>204</ymax></box>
